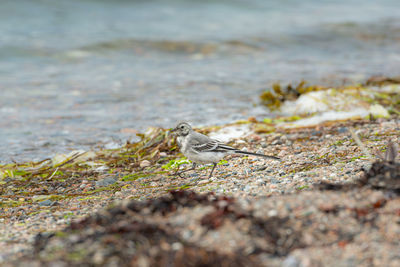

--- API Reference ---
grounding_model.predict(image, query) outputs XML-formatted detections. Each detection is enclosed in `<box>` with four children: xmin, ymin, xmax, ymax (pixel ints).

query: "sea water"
<box><xmin>1</xmin><ymin>0</ymin><xmax>399</xmax><ymax>162</ymax></box>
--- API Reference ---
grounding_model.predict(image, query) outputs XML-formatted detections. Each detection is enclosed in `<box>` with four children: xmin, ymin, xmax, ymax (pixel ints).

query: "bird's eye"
<box><xmin>180</xmin><ymin>126</ymin><xmax>184</xmax><ymax>129</ymax></box>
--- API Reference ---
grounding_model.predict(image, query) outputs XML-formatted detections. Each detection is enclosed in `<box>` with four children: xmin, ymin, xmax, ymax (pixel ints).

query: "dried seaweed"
<box><xmin>0</xmin><ymin>127</ymin><xmax>179</xmax><ymax>208</ymax></box>
<box><xmin>27</xmin><ymin>191</ymin><xmax>265</xmax><ymax>266</ymax></box>
<box><xmin>365</xmin><ymin>75</ymin><xmax>400</xmax><ymax>86</ymax></box>
<box><xmin>259</xmin><ymin>81</ymin><xmax>326</xmax><ymax>110</ymax></box>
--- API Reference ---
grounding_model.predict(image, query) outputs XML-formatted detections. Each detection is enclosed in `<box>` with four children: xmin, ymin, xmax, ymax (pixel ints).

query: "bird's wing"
<box><xmin>189</xmin><ymin>132</ymin><xmax>237</xmax><ymax>153</ymax></box>
<box><xmin>191</xmin><ymin>138</ymin><xmax>236</xmax><ymax>153</ymax></box>
<box><xmin>191</xmin><ymin>139</ymin><xmax>219</xmax><ymax>152</ymax></box>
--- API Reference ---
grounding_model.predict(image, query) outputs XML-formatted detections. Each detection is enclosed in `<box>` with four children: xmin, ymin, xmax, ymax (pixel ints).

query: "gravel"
<box><xmin>1</xmin><ymin>118</ymin><xmax>399</xmax><ymax>266</ymax></box>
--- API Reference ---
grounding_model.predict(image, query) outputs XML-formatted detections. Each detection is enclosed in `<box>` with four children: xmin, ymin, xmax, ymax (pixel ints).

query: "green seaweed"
<box><xmin>162</xmin><ymin>158</ymin><xmax>191</xmax><ymax>170</ymax></box>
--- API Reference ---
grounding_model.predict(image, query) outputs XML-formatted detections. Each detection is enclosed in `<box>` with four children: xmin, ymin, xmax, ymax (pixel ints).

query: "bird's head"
<box><xmin>171</xmin><ymin>122</ymin><xmax>192</xmax><ymax>136</ymax></box>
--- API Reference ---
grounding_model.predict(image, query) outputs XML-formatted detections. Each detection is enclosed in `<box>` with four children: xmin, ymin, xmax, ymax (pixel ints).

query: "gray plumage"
<box><xmin>171</xmin><ymin>122</ymin><xmax>280</xmax><ymax>178</ymax></box>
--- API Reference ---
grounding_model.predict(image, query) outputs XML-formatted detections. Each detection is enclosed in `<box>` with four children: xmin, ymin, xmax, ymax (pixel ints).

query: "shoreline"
<box><xmin>1</xmin><ymin>117</ymin><xmax>399</xmax><ymax>265</ymax></box>
<box><xmin>1</xmin><ymin>81</ymin><xmax>399</xmax><ymax>265</ymax></box>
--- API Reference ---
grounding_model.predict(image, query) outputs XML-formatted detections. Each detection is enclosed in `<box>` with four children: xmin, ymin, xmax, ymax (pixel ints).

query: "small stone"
<box><xmin>243</xmin><ymin>185</ymin><xmax>252</xmax><ymax>192</ymax></box>
<box><xmin>270</xmin><ymin>178</ymin><xmax>280</xmax><ymax>184</ymax></box>
<box><xmin>271</xmin><ymin>139</ymin><xmax>282</xmax><ymax>145</ymax></box>
<box><xmin>159</xmin><ymin>152</ymin><xmax>167</xmax><ymax>157</ymax></box>
<box><xmin>268</xmin><ymin>209</ymin><xmax>278</xmax><ymax>217</ymax></box>
<box><xmin>38</xmin><ymin>199</ymin><xmax>53</xmax><ymax>206</ymax></box>
<box><xmin>242</xmin><ymin>168</ymin><xmax>252</xmax><ymax>176</ymax></box>
<box><xmin>278</xmin><ymin>150</ymin><xmax>288</xmax><ymax>157</ymax></box>
<box><xmin>140</xmin><ymin>160</ymin><xmax>151</xmax><ymax>168</ymax></box>
<box><xmin>257</xmin><ymin>178</ymin><xmax>266</xmax><ymax>186</ymax></box>
<box><xmin>95</xmin><ymin>177</ymin><xmax>117</xmax><ymax>188</ymax></box>
<box><xmin>172</xmin><ymin>242</ymin><xmax>183</xmax><ymax>251</ymax></box>
<box><xmin>282</xmin><ymin>255</ymin><xmax>301</xmax><ymax>267</ymax></box>
<box><xmin>250</xmin><ymin>134</ymin><xmax>261</xmax><ymax>141</ymax></box>
<box><xmin>311</xmin><ymin>130</ymin><xmax>322</xmax><ymax>136</ymax></box>
<box><xmin>198</xmin><ymin>179</ymin><xmax>210</xmax><ymax>185</ymax></box>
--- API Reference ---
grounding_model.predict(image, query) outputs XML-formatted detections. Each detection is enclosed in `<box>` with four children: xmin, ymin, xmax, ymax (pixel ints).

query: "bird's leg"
<box><xmin>208</xmin><ymin>163</ymin><xmax>217</xmax><ymax>178</ymax></box>
<box><xmin>176</xmin><ymin>163</ymin><xmax>197</xmax><ymax>177</ymax></box>
<box><xmin>173</xmin><ymin>164</ymin><xmax>180</xmax><ymax>175</ymax></box>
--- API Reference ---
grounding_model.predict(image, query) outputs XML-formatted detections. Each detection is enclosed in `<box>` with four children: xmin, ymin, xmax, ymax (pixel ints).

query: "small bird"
<box><xmin>171</xmin><ymin>122</ymin><xmax>280</xmax><ymax>178</ymax></box>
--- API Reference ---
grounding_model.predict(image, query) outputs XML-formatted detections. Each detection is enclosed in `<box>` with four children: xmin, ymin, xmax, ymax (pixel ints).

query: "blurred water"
<box><xmin>1</xmin><ymin>0</ymin><xmax>400</xmax><ymax>162</ymax></box>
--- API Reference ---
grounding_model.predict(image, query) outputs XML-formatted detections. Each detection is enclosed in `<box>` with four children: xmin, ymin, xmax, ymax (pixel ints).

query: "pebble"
<box><xmin>311</xmin><ymin>130</ymin><xmax>322</xmax><ymax>136</ymax></box>
<box><xmin>95</xmin><ymin>177</ymin><xmax>117</xmax><ymax>188</ymax></box>
<box><xmin>278</xmin><ymin>150</ymin><xmax>288</xmax><ymax>157</ymax></box>
<box><xmin>243</xmin><ymin>185</ymin><xmax>252</xmax><ymax>192</ymax></box>
<box><xmin>270</xmin><ymin>178</ymin><xmax>280</xmax><ymax>184</ymax></box>
<box><xmin>140</xmin><ymin>160</ymin><xmax>151</xmax><ymax>168</ymax></box>
<box><xmin>282</xmin><ymin>255</ymin><xmax>301</xmax><ymax>267</ymax></box>
<box><xmin>268</xmin><ymin>209</ymin><xmax>278</xmax><ymax>217</ymax></box>
<box><xmin>2</xmin><ymin>118</ymin><xmax>398</xmax><ymax>266</ymax></box>
<box><xmin>271</xmin><ymin>140</ymin><xmax>282</xmax><ymax>145</ymax></box>
<box><xmin>198</xmin><ymin>180</ymin><xmax>210</xmax><ymax>185</ymax></box>
<box><xmin>256</xmin><ymin>178</ymin><xmax>267</xmax><ymax>186</ymax></box>
<box><xmin>38</xmin><ymin>200</ymin><xmax>53</xmax><ymax>207</ymax></box>
<box><xmin>242</xmin><ymin>168</ymin><xmax>252</xmax><ymax>176</ymax></box>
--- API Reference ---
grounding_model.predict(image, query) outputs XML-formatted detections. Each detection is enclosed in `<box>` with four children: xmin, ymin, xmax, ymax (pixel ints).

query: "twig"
<box><xmin>47</xmin><ymin>167</ymin><xmax>59</xmax><ymax>180</ymax></box>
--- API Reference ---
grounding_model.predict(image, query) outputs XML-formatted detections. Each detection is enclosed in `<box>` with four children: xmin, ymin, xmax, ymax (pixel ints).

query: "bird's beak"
<box><xmin>170</xmin><ymin>127</ymin><xmax>178</xmax><ymax>133</ymax></box>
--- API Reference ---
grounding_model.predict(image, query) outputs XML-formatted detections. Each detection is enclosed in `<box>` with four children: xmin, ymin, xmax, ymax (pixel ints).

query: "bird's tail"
<box><xmin>235</xmin><ymin>150</ymin><xmax>281</xmax><ymax>161</ymax></box>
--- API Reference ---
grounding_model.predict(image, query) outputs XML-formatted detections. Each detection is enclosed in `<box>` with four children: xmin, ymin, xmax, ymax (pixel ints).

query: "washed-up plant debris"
<box><xmin>12</xmin><ymin>180</ymin><xmax>400</xmax><ymax>267</ymax></box>
<box><xmin>0</xmin><ymin>127</ymin><xmax>179</xmax><ymax>209</ymax></box>
<box><xmin>26</xmin><ymin>191</ymin><xmax>263</xmax><ymax>266</ymax></box>
<box><xmin>1</xmin><ymin>82</ymin><xmax>400</xmax><ymax>265</ymax></box>
<box><xmin>259</xmin><ymin>81</ymin><xmax>326</xmax><ymax>110</ymax></box>
<box><xmin>365</xmin><ymin>75</ymin><xmax>400</xmax><ymax>86</ymax></box>
<box><xmin>260</xmin><ymin>78</ymin><xmax>400</xmax><ymax>117</ymax></box>
<box><xmin>259</xmin><ymin>78</ymin><xmax>400</xmax><ymax>129</ymax></box>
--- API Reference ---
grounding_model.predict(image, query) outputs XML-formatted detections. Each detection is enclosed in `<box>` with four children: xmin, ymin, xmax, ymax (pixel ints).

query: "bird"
<box><xmin>171</xmin><ymin>122</ymin><xmax>280</xmax><ymax>178</ymax></box>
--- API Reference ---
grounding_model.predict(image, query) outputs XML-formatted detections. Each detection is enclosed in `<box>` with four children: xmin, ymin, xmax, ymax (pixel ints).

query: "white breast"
<box><xmin>187</xmin><ymin>151</ymin><xmax>227</xmax><ymax>164</ymax></box>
